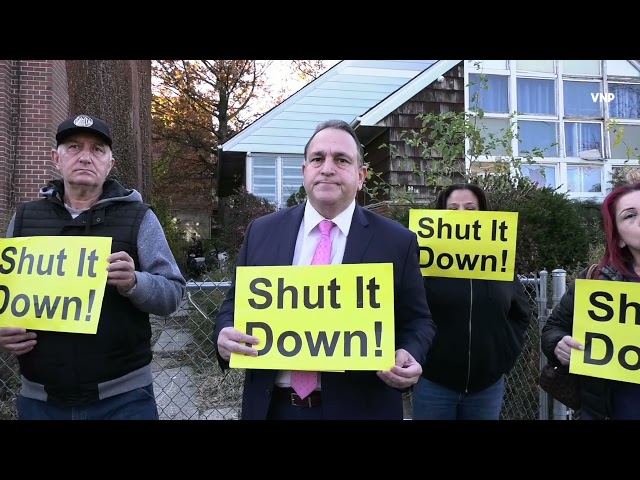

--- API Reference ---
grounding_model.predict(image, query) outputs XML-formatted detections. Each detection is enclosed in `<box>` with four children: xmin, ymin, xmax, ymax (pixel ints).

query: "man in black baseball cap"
<box><xmin>56</xmin><ymin>114</ymin><xmax>112</xmax><ymax>147</ymax></box>
<box><xmin>0</xmin><ymin>110</ymin><xmax>186</xmax><ymax>421</ymax></box>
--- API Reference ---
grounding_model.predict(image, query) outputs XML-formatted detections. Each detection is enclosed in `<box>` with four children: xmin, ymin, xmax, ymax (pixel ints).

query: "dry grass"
<box><xmin>0</xmin><ymin>379</ymin><xmax>19</xmax><ymax>420</ymax></box>
<box><xmin>195</xmin><ymin>368</ymin><xmax>244</xmax><ymax>411</ymax></box>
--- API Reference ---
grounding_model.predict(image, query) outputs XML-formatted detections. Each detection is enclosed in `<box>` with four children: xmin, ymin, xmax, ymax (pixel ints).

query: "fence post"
<box><xmin>538</xmin><ymin>269</ymin><xmax>549</xmax><ymax>420</ymax></box>
<box><xmin>550</xmin><ymin>268</ymin><xmax>572</xmax><ymax>420</ymax></box>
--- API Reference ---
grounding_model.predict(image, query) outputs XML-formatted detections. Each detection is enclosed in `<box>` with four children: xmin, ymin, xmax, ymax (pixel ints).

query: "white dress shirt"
<box><xmin>274</xmin><ymin>199</ymin><xmax>356</xmax><ymax>389</ymax></box>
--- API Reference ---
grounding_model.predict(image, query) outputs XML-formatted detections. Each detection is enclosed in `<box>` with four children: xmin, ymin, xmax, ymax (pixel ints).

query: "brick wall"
<box><xmin>0</xmin><ymin>60</ymin><xmax>153</xmax><ymax>235</ymax></box>
<box><xmin>0</xmin><ymin>60</ymin><xmax>15</xmax><ymax>231</ymax></box>
<box><xmin>0</xmin><ymin>60</ymin><xmax>68</xmax><ymax>233</ymax></box>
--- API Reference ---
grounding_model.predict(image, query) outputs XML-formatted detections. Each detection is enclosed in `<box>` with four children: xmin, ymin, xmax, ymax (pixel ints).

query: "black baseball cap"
<box><xmin>56</xmin><ymin>114</ymin><xmax>113</xmax><ymax>147</ymax></box>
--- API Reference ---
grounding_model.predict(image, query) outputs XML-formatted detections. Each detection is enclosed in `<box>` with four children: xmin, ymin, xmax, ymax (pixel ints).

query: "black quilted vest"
<box><xmin>11</xmin><ymin>181</ymin><xmax>151</xmax><ymax>405</ymax></box>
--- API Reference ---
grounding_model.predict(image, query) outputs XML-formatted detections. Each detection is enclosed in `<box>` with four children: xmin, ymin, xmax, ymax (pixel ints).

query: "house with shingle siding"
<box><xmin>217</xmin><ymin>59</ymin><xmax>640</xmax><ymax>218</ymax></box>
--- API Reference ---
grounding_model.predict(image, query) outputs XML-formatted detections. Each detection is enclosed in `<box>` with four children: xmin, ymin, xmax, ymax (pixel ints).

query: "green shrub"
<box><xmin>376</xmin><ymin>178</ymin><xmax>597</xmax><ymax>276</ymax></box>
<box><xmin>217</xmin><ymin>188</ymin><xmax>277</xmax><ymax>266</ymax></box>
<box><xmin>151</xmin><ymin>196</ymin><xmax>185</xmax><ymax>267</ymax></box>
<box><xmin>286</xmin><ymin>185</ymin><xmax>307</xmax><ymax>207</ymax></box>
<box><xmin>573</xmin><ymin>198</ymin><xmax>605</xmax><ymax>248</ymax></box>
<box><xmin>386</xmin><ymin>206</ymin><xmax>412</xmax><ymax>227</ymax></box>
<box><xmin>481</xmin><ymin>178</ymin><xmax>592</xmax><ymax>275</ymax></box>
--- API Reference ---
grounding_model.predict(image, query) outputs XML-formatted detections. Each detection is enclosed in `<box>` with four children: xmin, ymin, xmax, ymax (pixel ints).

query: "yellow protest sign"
<box><xmin>0</xmin><ymin>236</ymin><xmax>112</xmax><ymax>334</ymax></box>
<box><xmin>230</xmin><ymin>263</ymin><xmax>395</xmax><ymax>371</ymax></box>
<box><xmin>570</xmin><ymin>279</ymin><xmax>640</xmax><ymax>384</ymax></box>
<box><xmin>409</xmin><ymin>209</ymin><xmax>518</xmax><ymax>281</ymax></box>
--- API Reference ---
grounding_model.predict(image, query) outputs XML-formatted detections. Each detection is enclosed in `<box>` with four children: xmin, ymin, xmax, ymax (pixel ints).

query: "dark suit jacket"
<box><xmin>213</xmin><ymin>203</ymin><xmax>435</xmax><ymax>419</ymax></box>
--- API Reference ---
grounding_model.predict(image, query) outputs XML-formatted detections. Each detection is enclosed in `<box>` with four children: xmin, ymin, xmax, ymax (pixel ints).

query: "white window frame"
<box><xmin>520</xmin><ymin>160</ymin><xmax>559</xmax><ymax>189</ymax></box>
<box><xmin>563</xmin><ymin>162</ymin><xmax>605</xmax><ymax>197</ymax></box>
<box><xmin>607</xmin><ymin>159</ymin><xmax>640</xmax><ymax>192</ymax></box>
<box><xmin>465</xmin><ymin>60</ymin><xmax>640</xmax><ymax>199</ymax></box>
<box><xmin>246</xmin><ymin>153</ymin><xmax>304</xmax><ymax>209</ymax></box>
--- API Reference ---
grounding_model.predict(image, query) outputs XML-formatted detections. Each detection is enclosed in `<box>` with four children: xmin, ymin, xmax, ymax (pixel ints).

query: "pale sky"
<box><xmin>264</xmin><ymin>60</ymin><xmax>339</xmax><ymax>95</ymax></box>
<box><xmin>252</xmin><ymin>60</ymin><xmax>340</xmax><ymax>117</ymax></box>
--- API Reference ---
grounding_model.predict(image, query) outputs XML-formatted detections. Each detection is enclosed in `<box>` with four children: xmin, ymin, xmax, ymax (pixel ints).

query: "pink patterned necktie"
<box><xmin>290</xmin><ymin>219</ymin><xmax>336</xmax><ymax>399</ymax></box>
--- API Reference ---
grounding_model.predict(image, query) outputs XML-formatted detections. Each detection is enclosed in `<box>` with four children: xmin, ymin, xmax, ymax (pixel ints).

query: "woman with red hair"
<box><xmin>542</xmin><ymin>181</ymin><xmax>640</xmax><ymax>419</ymax></box>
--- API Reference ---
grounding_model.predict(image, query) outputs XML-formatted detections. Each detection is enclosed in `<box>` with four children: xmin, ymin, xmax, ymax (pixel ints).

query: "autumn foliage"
<box><xmin>151</xmin><ymin>60</ymin><xmax>276</xmax><ymax>214</ymax></box>
<box><xmin>150</xmin><ymin>60</ymin><xmax>335</xmax><ymax>262</ymax></box>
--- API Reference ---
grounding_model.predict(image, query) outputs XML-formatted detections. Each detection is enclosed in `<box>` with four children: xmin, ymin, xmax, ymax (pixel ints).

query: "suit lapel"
<box><xmin>272</xmin><ymin>205</ymin><xmax>304</xmax><ymax>265</ymax></box>
<box><xmin>342</xmin><ymin>205</ymin><xmax>373</xmax><ymax>264</ymax></box>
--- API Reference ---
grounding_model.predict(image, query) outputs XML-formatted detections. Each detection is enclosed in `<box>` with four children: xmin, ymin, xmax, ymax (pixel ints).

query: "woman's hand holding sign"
<box><xmin>0</xmin><ymin>327</ymin><xmax>37</xmax><ymax>355</ymax></box>
<box><xmin>555</xmin><ymin>335</ymin><xmax>584</xmax><ymax>366</ymax></box>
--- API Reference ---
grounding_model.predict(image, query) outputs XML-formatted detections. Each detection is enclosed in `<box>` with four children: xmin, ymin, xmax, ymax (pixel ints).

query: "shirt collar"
<box><xmin>303</xmin><ymin>199</ymin><xmax>356</xmax><ymax>237</ymax></box>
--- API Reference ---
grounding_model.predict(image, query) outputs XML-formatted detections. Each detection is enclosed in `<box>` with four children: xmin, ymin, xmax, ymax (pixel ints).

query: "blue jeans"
<box><xmin>412</xmin><ymin>375</ymin><xmax>505</xmax><ymax>420</ymax></box>
<box><xmin>17</xmin><ymin>384</ymin><xmax>159</xmax><ymax>420</ymax></box>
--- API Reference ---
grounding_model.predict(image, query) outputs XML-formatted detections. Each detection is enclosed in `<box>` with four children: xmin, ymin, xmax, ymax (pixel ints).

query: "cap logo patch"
<box><xmin>73</xmin><ymin>115</ymin><xmax>94</xmax><ymax>128</ymax></box>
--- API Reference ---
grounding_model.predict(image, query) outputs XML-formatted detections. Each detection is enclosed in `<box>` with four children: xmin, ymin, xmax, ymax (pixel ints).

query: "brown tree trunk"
<box><xmin>65</xmin><ymin>60</ymin><xmax>153</xmax><ymax>202</ymax></box>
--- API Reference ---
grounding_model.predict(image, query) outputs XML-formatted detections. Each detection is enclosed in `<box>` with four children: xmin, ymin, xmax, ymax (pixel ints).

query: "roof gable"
<box><xmin>221</xmin><ymin>60</ymin><xmax>450</xmax><ymax>155</ymax></box>
<box><xmin>221</xmin><ymin>59</ymin><xmax>640</xmax><ymax>157</ymax></box>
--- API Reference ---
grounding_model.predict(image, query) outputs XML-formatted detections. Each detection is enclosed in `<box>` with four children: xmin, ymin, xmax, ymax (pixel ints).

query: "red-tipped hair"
<box><xmin>599</xmin><ymin>181</ymin><xmax>640</xmax><ymax>279</ymax></box>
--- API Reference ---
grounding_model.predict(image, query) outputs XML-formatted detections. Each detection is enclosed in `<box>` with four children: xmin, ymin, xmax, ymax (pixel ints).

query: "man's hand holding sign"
<box><xmin>0</xmin><ymin>236</ymin><xmax>111</xmax><ymax>334</ymax></box>
<box><xmin>0</xmin><ymin>114</ymin><xmax>186</xmax><ymax>420</ymax></box>
<box><xmin>213</xmin><ymin>119</ymin><xmax>435</xmax><ymax>419</ymax></box>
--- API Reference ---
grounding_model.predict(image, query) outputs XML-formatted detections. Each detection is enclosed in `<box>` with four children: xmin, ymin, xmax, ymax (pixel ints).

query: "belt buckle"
<box><xmin>290</xmin><ymin>392</ymin><xmax>312</xmax><ymax>407</ymax></box>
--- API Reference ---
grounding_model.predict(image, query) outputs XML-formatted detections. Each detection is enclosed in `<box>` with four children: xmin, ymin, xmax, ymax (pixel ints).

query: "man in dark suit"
<box><xmin>213</xmin><ymin>119</ymin><xmax>436</xmax><ymax>420</ymax></box>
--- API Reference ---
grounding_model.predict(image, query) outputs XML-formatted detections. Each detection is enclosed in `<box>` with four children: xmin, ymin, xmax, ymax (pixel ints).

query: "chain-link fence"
<box><xmin>0</xmin><ymin>270</ymin><xmax>573</xmax><ymax>420</ymax></box>
<box><xmin>499</xmin><ymin>274</ymin><xmax>541</xmax><ymax>420</ymax></box>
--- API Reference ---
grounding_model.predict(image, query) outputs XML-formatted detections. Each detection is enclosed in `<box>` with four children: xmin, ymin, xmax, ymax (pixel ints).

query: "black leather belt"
<box><xmin>272</xmin><ymin>387</ymin><xmax>321</xmax><ymax>408</ymax></box>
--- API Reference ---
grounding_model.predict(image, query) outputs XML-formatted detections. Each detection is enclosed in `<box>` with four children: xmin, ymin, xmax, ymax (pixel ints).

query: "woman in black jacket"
<box><xmin>412</xmin><ymin>184</ymin><xmax>531</xmax><ymax>420</ymax></box>
<box><xmin>541</xmin><ymin>181</ymin><xmax>640</xmax><ymax>420</ymax></box>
